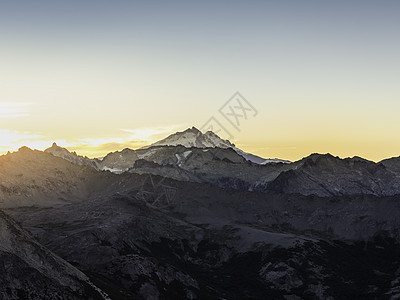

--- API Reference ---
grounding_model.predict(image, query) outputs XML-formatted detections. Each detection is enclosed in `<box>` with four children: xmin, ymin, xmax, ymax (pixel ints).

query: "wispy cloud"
<box><xmin>71</xmin><ymin>126</ymin><xmax>179</xmax><ymax>157</ymax></box>
<box><xmin>0</xmin><ymin>129</ymin><xmax>74</xmax><ymax>154</ymax></box>
<box><xmin>0</xmin><ymin>126</ymin><xmax>180</xmax><ymax>157</ymax></box>
<box><xmin>120</xmin><ymin>126</ymin><xmax>178</xmax><ymax>142</ymax></box>
<box><xmin>77</xmin><ymin>126</ymin><xmax>177</xmax><ymax>147</ymax></box>
<box><xmin>0</xmin><ymin>102</ymin><xmax>30</xmax><ymax>118</ymax></box>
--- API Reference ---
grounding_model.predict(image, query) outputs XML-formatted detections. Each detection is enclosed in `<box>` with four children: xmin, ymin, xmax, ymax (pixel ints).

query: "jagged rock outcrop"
<box><xmin>45</xmin><ymin>143</ymin><xmax>99</xmax><ymax>169</ymax></box>
<box><xmin>96</xmin><ymin>148</ymin><xmax>139</xmax><ymax>173</ymax></box>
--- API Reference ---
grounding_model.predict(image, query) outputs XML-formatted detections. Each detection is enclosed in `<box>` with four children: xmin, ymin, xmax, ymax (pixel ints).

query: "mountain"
<box><xmin>96</xmin><ymin>148</ymin><xmax>138</xmax><ymax>173</ymax></box>
<box><xmin>0</xmin><ymin>147</ymin><xmax>97</xmax><ymax>207</ymax></box>
<box><xmin>145</xmin><ymin>127</ymin><xmax>235</xmax><ymax>149</ymax></box>
<box><xmin>45</xmin><ymin>142</ymin><xmax>99</xmax><ymax>169</ymax></box>
<box><xmin>43</xmin><ymin>127</ymin><xmax>290</xmax><ymax>177</ymax></box>
<box><xmin>130</xmin><ymin>145</ymin><xmax>292</xmax><ymax>191</ymax></box>
<box><xmin>43</xmin><ymin>139</ymin><xmax>400</xmax><ymax>197</ymax></box>
<box><xmin>129</xmin><ymin>149</ymin><xmax>400</xmax><ymax>197</ymax></box>
<box><xmin>44</xmin><ymin>143</ymin><xmax>139</xmax><ymax>174</ymax></box>
<box><xmin>380</xmin><ymin>156</ymin><xmax>400</xmax><ymax>173</ymax></box>
<box><xmin>144</xmin><ymin>127</ymin><xmax>291</xmax><ymax>164</ymax></box>
<box><xmin>0</xmin><ymin>211</ymin><xmax>107</xmax><ymax>299</ymax></box>
<box><xmin>2</xmin><ymin>147</ymin><xmax>400</xmax><ymax>298</ymax></box>
<box><xmin>0</xmin><ymin>146</ymin><xmax>142</xmax><ymax>208</ymax></box>
<box><xmin>9</xmin><ymin>186</ymin><xmax>400</xmax><ymax>299</ymax></box>
<box><xmin>261</xmin><ymin>153</ymin><xmax>400</xmax><ymax>196</ymax></box>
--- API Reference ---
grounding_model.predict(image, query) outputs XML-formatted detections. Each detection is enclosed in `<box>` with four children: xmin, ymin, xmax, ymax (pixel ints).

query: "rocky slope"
<box><xmin>0</xmin><ymin>146</ymin><xmax>144</xmax><ymax>208</ymax></box>
<box><xmin>130</xmin><ymin>145</ymin><xmax>293</xmax><ymax>190</ymax></box>
<box><xmin>97</xmin><ymin>148</ymin><xmax>138</xmax><ymax>173</ymax></box>
<box><xmin>45</xmin><ymin>142</ymin><xmax>99</xmax><ymax>169</ymax></box>
<box><xmin>44</xmin><ymin>142</ymin><xmax>294</xmax><ymax>188</ymax></box>
<box><xmin>129</xmin><ymin>149</ymin><xmax>400</xmax><ymax>197</ymax></box>
<box><xmin>261</xmin><ymin>153</ymin><xmax>400</xmax><ymax>197</ymax></box>
<box><xmin>43</xmin><ymin>132</ymin><xmax>400</xmax><ymax>198</ymax></box>
<box><xmin>2</xmin><ymin>146</ymin><xmax>400</xmax><ymax>299</ymax></box>
<box><xmin>44</xmin><ymin>127</ymin><xmax>290</xmax><ymax>173</ymax></box>
<box><xmin>0</xmin><ymin>211</ymin><xmax>106</xmax><ymax>300</ymax></box>
<box><xmin>0</xmin><ymin>147</ymin><xmax>96</xmax><ymax>207</ymax></box>
<box><xmin>380</xmin><ymin>156</ymin><xmax>400</xmax><ymax>173</ymax></box>
<box><xmin>6</xmin><ymin>172</ymin><xmax>400</xmax><ymax>299</ymax></box>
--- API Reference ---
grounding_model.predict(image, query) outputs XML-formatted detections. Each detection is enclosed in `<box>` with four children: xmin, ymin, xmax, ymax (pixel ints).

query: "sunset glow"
<box><xmin>1</xmin><ymin>1</ymin><xmax>399</xmax><ymax>161</ymax></box>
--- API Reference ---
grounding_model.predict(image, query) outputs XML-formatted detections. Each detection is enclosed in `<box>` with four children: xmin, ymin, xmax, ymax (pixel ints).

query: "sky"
<box><xmin>0</xmin><ymin>0</ymin><xmax>399</xmax><ymax>161</ymax></box>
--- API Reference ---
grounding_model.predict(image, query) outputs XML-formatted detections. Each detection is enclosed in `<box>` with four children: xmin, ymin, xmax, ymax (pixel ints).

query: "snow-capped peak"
<box><xmin>143</xmin><ymin>127</ymin><xmax>235</xmax><ymax>149</ymax></box>
<box><xmin>144</xmin><ymin>127</ymin><xmax>291</xmax><ymax>164</ymax></box>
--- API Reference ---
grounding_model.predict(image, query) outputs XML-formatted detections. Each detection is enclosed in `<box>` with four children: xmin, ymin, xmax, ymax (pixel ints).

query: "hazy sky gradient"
<box><xmin>0</xmin><ymin>1</ymin><xmax>399</xmax><ymax>161</ymax></box>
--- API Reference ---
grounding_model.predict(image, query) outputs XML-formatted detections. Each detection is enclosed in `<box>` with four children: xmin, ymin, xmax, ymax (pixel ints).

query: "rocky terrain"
<box><xmin>129</xmin><ymin>150</ymin><xmax>400</xmax><ymax>197</ymax></box>
<box><xmin>0</xmin><ymin>211</ymin><xmax>107</xmax><ymax>300</ymax></box>
<box><xmin>45</xmin><ymin>127</ymin><xmax>290</xmax><ymax>174</ymax></box>
<box><xmin>257</xmin><ymin>153</ymin><xmax>400</xmax><ymax>197</ymax></box>
<box><xmin>0</xmin><ymin>145</ymin><xmax>400</xmax><ymax>299</ymax></box>
<box><xmin>45</xmin><ymin>143</ymin><xmax>99</xmax><ymax>169</ymax></box>
<box><xmin>2</xmin><ymin>129</ymin><xmax>400</xmax><ymax>299</ymax></box>
<box><xmin>143</xmin><ymin>127</ymin><xmax>291</xmax><ymax>164</ymax></box>
<box><xmin>44</xmin><ymin>128</ymin><xmax>400</xmax><ymax>198</ymax></box>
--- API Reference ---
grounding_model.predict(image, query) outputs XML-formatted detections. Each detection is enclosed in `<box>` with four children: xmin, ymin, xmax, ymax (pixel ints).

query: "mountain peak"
<box><xmin>44</xmin><ymin>143</ymin><xmax>98</xmax><ymax>169</ymax></box>
<box><xmin>145</xmin><ymin>127</ymin><xmax>233</xmax><ymax>149</ymax></box>
<box><xmin>45</xmin><ymin>143</ymin><xmax>70</xmax><ymax>155</ymax></box>
<box><xmin>143</xmin><ymin>127</ymin><xmax>290</xmax><ymax>165</ymax></box>
<box><xmin>185</xmin><ymin>126</ymin><xmax>201</xmax><ymax>134</ymax></box>
<box><xmin>18</xmin><ymin>146</ymin><xmax>33</xmax><ymax>153</ymax></box>
<box><xmin>51</xmin><ymin>142</ymin><xmax>59</xmax><ymax>148</ymax></box>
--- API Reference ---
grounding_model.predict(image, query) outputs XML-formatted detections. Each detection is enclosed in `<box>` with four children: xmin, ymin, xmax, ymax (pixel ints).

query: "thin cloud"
<box><xmin>72</xmin><ymin>126</ymin><xmax>180</xmax><ymax>157</ymax></box>
<box><xmin>0</xmin><ymin>129</ymin><xmax>43</xmax><ymax>153</ymax></box>
<box><xmin>78</xmin><ymin>126</ymin><xmax>179</xmax><ymax>148</ymax></box>
<box><xmin>0</xmin><ymin>126</ymin><xmax>181</xmax><ymax>157</ymax></box>
<box><xmin>120</xmin><ymin>126</ymin><xmax>179</xmax><ymax>142</ymax></box>
<box><xmin>0</xmin><ymin>129</ymin><xmax>74</xmax><ymax>155</ymax></box>
<box><xmin>0</xmin><ymin>103</ymin><xmax>30</xmax><ymax>118</ymax></box>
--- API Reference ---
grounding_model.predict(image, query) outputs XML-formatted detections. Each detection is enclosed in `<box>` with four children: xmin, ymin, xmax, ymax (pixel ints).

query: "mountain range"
<box><xmin>45</xmin><ymin>127</ymin><xmax>400</xmax><ymax>197</ymax></box>
<box><xmin>1</xmin><ymin>127</ymin><xmax>400</xmax><ymax>299</ymax></box>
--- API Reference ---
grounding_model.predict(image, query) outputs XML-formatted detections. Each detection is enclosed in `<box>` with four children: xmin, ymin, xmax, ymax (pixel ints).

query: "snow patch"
<box><xmin>260</xmin><ymin>158</ymin><xmax>292</xmax><ymax>164</ymax></box>
<box><xmin>175</xmin><ymin>151</ymin><xmax>192</xmax><ymax>167</ymax></box>
<box><xmin>101</xmin><ymin>167</ymin><xmax>124</xmax><ymax>173</ymax></box>
<box><xmin>137</xmin><ymin>148</ymin><xmax>158</xmax><ymax>160</ymax></box>
<box><xmin>183</xmin><ymin>150</ymin><xmax>192</xmax><ymax>158</ymax></box>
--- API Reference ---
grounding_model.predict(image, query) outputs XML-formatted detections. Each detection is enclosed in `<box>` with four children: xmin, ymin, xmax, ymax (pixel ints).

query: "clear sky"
<box><xmin>0</xmin><ymin>0</ymin><xmax>399</xmax><ymax>161</ymax></box>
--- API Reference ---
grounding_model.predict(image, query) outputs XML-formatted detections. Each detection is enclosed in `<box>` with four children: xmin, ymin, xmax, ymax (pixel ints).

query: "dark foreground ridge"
<box><xmin>1</xmin><ymin>141</ymin><xmax>400</xmax><ymax>299</ymax></box>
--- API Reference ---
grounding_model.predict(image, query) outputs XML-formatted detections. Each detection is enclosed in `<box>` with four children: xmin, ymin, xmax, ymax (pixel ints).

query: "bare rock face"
<box><xmin>130</xmin><ymin>145</ymin><xmax>290</xmax><ymax>191</ymax></box>
<box><xmin>143</xmin><ymin>127</ymin><xmax>290</xmax><ymax>164</ymax></box>
<box><xmin>0</xmin><ymin>147</ymin><xmax>137</xmax><ymax>208</ymax></box>
<box><xmin>130</xmin><ymin>150</ymin><xmax>400</xmax><ymax>197</ymax></box>
<box><xmin>144</xmin><ymin>127</ymin><xmax>235</xmax><ymax>149</ymax></box>
<box><xmin>45</xmin><ymin>143</ymin><xmax>99</xmax><ymax>169</ymax></box>
<box><xmin>0</xmin><ymin>211</ymin><xmax>105</xmax><ymax>300</ymax></box>
<box><xmin>380</xmin><ymin>156</ymin><xmax>400</xmax><ymax>173</ymax></box>
<box><xmin>264</xmin><ymin>154</ymin><xmax>400</xmax><ymax>196</ymax></box>
<box><xmin>96</xmin><ymin>148</ymin><xmax>139</xmax><ymax>173</ymax></box>
<box><xmin>0</xmin><ymin>147</ymin><xmax>96</xmax><ymax>207</ymax></box>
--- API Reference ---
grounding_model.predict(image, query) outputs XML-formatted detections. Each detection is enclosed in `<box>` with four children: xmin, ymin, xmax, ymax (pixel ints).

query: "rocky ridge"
<box><xmin>0</xmin><ymin>211</ymin><xmax>107</xmax><ymax>300</ymax></box>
